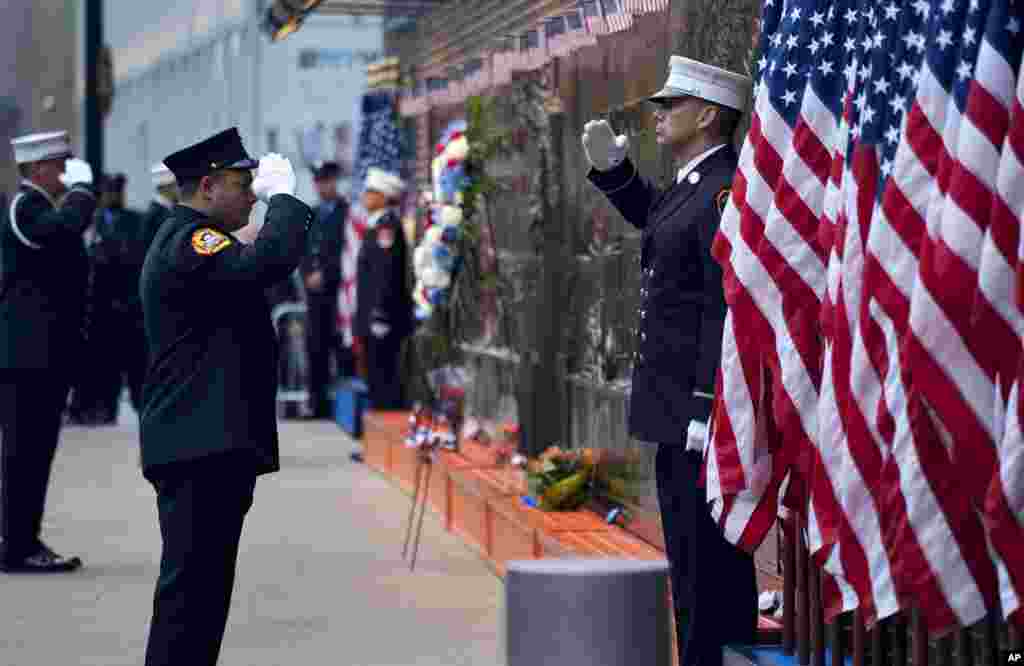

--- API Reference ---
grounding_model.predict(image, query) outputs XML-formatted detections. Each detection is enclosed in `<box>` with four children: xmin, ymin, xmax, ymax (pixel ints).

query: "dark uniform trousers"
<box><xmin>144</xmin><ymin>451</ymin><xmax>257</xmax><ymax>666</ymax></box>
<box><xmin>0</xmin><ymin>182</ymin><xmax>95</xmax><ymax>561</ymax></box>
<box><xmin>656</xmin><ymin>445</ymin><xmax>758</xmax><ymax>666</ymax></box>
<box><xmin>588</xmin><ymin>151</ymin><xmax>757</xmax><ymax>666</ymax></box>
<box><xmin>302</xmin><ymin>197</ymin><xmax>351</xmax><ymax>416</ymax></box>
<box><xmin>354</xmin><ymin>210</ymin><xmax>413</xmax><ymax>411</ymax></box>
<box><xmin>0</xmin><ymin>371</ymin><xmax>70</xmax><ymax>558</ymax></box>
<box><xmin>366</xmin><ymin>331</ymin><xmax>403</xmax><ymax>409</ymax></box>
<box><xmin>305</xmin><ymin>286</ymin><xmax>351</xmax><ymax>414</ymax></box>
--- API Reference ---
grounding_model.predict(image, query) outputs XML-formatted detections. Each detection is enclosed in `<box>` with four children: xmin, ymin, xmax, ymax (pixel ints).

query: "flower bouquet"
<box><xmin>525</xmin><ymin>446</ymin><xmax>599</xmax><ymax>512</ymax></box>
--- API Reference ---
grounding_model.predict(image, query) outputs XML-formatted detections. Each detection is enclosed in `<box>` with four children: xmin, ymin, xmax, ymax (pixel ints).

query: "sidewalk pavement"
<box><xmin>0</xmin><ymin>411</ymin><xmax>505</xmax><ymax>666</ymax></box>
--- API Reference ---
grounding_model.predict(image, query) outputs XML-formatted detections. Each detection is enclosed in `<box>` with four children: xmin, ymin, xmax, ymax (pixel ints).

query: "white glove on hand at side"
<box><xmin>370</xmin><ymin>322</ymin><xmax>391</xmax><ymax>338</ymax></box>
<box><xmin>59</xmin><ymin>158</ymin><xmax>94</xmax><ymax>188</ymax></box>
<box><xmin>581</xmin><ymin>120</ymin><xmax>630</xmax><ymax>172</ymax></box>
<box><xmin>251</xmin><ymin>153</ymin><xmax>296</xmax><ymax>202</ymax></box>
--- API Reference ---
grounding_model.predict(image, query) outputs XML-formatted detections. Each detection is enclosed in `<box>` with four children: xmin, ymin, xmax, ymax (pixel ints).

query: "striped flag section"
<box><xmin>599</xmin><ymin>0</ymin><xmax>633</xmax><ymax>33</ymax></box>
<box><xmin>581</xmin><ymin>0</ymin><xmax>610</xmax><ymax>36</ymax></box>
<box><xmin>974</xmin><ymin>2</ymin><xmax>1024</xmax><ymax>631</ymax></box>
<box><xmin>622</xmin><ymin>0</ymin><xmax>668</xmax><ymax>14</ymax></box>
<box><xmin>708</xmin><ymin>0</ymin><xmax>1024</xmax><ymax>635</ymax></box>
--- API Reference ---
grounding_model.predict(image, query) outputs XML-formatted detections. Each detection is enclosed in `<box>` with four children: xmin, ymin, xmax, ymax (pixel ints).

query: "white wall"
<box><xmin>105</xmin><ymin>10</ymin><xmax>382</xmax><ymax>211</ymax></box>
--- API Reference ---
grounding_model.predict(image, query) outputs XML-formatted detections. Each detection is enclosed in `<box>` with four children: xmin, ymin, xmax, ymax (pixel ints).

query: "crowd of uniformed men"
<box><xmin>1</xmin><ymin>52</ymin><xmax>757</xmax><ymax>666</ymax></box>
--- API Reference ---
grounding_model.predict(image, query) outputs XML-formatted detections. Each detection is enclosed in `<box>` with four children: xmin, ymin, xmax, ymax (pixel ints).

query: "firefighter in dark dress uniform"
<box><xmin>0</xmin><ymin>131</ymin><xmax>96</xmax><ymax>573</ymax></box>
<box><xmin>87</xmin><ymin>173</ymin><xmax>149</xmax><ymax>421</ymax></box>
<box><xmin>584</xmin><ymin>56</ymin><xmax>758</xmax><ymax>666</ymax></box>
<box><xmin>354</xmin><ymin>167</ymin><xmax>413</xmax><ymax>410</ymax></box>
<box><xmin>138</xmin><ymin>128</ymin><xmax>311</xmax><ymax>666</ymax></box>
<box><xmin>302</xmin><ymin>161</ymin><xmax>351</xmax><ymax>418</ymax></box>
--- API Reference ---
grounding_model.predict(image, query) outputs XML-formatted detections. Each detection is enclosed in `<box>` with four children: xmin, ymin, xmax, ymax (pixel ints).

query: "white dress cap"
<box><xmin>365</xmin><ymin>167</ymin><xmax>406</xmax><ymax>199</ymax></box>
<box><xmin>649</xmin><ymin>56</ymin><xmax>752</xmax><ymax>112</ymax></box>
<box><xmin>10</xmin><ymin>130</ymin><xmax>73</xmax><ymax>165</ymax></box>
<box><xmin>151</xmin><ymin>162</ymin><xmax>176</xmax><ymax>188</ymax></box>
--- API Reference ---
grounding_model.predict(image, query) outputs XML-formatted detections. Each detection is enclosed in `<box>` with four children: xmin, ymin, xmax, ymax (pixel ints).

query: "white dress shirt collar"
<box><xmin>366</xmin><ymin>208</ymin><xmax>389</xmax><ymax>228</ymax></box>
<box><xmin>676</xmin><ymin>143</ymin><xmax>728</xmax><ymax>185</ymax></box>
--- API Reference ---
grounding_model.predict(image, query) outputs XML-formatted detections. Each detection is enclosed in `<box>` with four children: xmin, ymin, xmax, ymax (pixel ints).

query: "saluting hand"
<box><xmin>581</xmin><ymin>120</ymin><xmax>629</xmax><ymax>172</ymax></box>
<box><xmin>59</xmin><ymin>158</ymin><xmax>94</xmax><ymax>188</ymax></box>
<box><xmin>251</xmin><ymin>153</ymin><xmax>297</xmax><ymax>202</ymax></box>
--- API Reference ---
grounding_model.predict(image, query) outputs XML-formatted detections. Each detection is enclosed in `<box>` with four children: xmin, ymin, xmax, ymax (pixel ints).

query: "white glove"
<box><xmin>370</xmin><ymin>321</ymin><xmax>391</xmax><ymax>338</ymax></box>
<box><xmin>59</xmin><ymin>158</ymin><xmax>94</xmax><ymax>187</ymax></box>
<box><xmin>582</xmin><ymin>120</ymin><xmax>629</xmax><ymax>171</ymax></box>
<box><xmin>686</xmin><ymin>420</ymin><xmax>708</xmax><ymax>454</ymax></box>
<box><xmin>251</xmin><ymin>153</ymin><xmax>296</xmax><ymax>202</ymax></box>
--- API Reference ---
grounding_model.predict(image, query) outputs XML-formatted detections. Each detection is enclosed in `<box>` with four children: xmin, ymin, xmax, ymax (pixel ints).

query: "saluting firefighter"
<box><xmin>302</xmin><ymin>160</ymin><xmax>352</xmax><ymax>418</ymax></box>
<box><xmin>0</xmin><ymin>131</ymin><xmax>97</xmax><ymax>573</ymax></box>
<box><xmin>139</xmin><ymin>128</ymin><xmax>311</xmax><ymax>666</ymax></box>
<box><xmin>354</xmin><ymin>167</ymin><xmax>413</xmax><ymax>410</ymax></box>
<box><xmin>583</xmin><ymin>56</ymin><xmax>758</xmax><ymax>666</ymax></box>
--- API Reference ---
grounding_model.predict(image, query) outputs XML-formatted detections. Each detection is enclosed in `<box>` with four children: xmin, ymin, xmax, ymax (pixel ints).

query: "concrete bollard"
<box><xmin>505</xmin><ymin>558</ymin><xmax>672</xmax><ymax>666</ymax></box>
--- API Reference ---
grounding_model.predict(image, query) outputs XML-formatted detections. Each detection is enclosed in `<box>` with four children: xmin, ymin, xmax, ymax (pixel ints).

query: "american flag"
<box><xmin>622</xmin><ymin>0</ymin><xmax>668</xmax><ymax>15</ymax></box>
<box><xmin>980</xmin><ymin>3</ymin><xmax>1024</xmax><ymax>629</ymax></box>
<box><xmin>901</xmin><ymin>7</ymin><xmax>1024</xmax><ymax>620</ymax></box>
<box><xmin>338</xmin><ymin>91</ymin><xmax>405</xmax><ymax>347</ymax></box>
<box><xmin>598</xmin><ymin>0</ymin><xmax>633</xmax><ymax>33</ymax></box>
<box><xmin>714</xmin><ymin>0</ymin><xmax>1024</xmax><ymax>636</ymax></box>
<box><xmin>967</xmin><ymin>0</ymin><xmax>1024</xmax><ymax>631</ymax></box>
<box><xmin>398</xmin><ymin>80</ymin><xmax>428</xmax><ymax>117</ymax></box>
<box><xmin>520</xmin><ymin>27</ymin><xmax>548</xmax><ymax>71</ymax></box>
<box><xmin>544</xmin><ymin>15</ymin><xmax>572</xmax><ymax>60</ymax></box>
<box><xmin>581</xmin><ymin>0</ymin><xmax>609</xmax><ymax>36</ymax></box>
<box><xmin>565</xmin><ymin>5</ymin><xmax>598</xmax><ymax>51</ymax></box>
<box><xmin>445</xmin><ymin>68</ymin><xmax>467</xmax><ymax>106</ymax></box>
<box><xmin>462</xmin><ymin>58</ymin><xmax>490</xmax><ymax>97</ymax></box>
<box><xmin>490</xmin><ymin>36</ymin><xmax>516</xmax><ymax>88</ymax></box>
<box><xmin>425</xmin><ymin>75</ymin><xmax>449</xmax><ymax>107</ymax></box>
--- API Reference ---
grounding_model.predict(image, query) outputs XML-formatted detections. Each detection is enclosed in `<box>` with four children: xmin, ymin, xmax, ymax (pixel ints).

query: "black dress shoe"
<box><xmin>0</xmin><ymin>544</ymin><xmax>82</xmax><ymax>573</ymax></box>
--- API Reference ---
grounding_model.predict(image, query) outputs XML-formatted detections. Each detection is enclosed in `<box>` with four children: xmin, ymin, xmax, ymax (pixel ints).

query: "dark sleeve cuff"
<box><xmin>586</xmin><ymin>158</ymin><xmax>637</xmax><ymax>193</ymax></box>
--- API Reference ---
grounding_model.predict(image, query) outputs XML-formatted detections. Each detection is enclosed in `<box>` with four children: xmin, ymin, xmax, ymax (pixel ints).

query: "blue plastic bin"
<box><xmin>334</xmin><ymin>379</ymin><xmax>370</xmax><ymax>439</ymax></box>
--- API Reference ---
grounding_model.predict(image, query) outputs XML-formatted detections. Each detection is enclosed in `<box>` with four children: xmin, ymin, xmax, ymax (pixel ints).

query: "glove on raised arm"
<box><xmin>581</xmin><ymin>120</ymin><xmax>629</xmax><ymax>172</ymax></box>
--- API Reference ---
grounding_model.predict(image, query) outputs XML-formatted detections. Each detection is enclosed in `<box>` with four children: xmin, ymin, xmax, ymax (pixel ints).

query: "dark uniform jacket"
<box><xmin>588</xmin><ymin>147</ymin><xmax>736</xmax><ymax>444</ymax></box>
<box><xmin>138</xmin><ymin>194</ymin><xmax>312</xmax><ymax>476</ymax></box>
<box><xmin>301</xmin><ymin>196</ymin><xmax>348</xmax><ymax>292</ymax></box>
<box><xmin>0</xmin><ymin>181</ymin><xmax>97</xmax><ymax>369</ymax></box>
<box><xmin>140</xmin><ymin>199</ymin><xmax>173</xmax><ymax>251</ymax></box>
<box><xmin>354</xmin><ymin>209</ymin><xmax>414</xmax><ymax>340</ymax></box>
<box><xmin>89</xmin><ymin>205</ymin><xmax>149</xmax><ymax>314</ymax></box>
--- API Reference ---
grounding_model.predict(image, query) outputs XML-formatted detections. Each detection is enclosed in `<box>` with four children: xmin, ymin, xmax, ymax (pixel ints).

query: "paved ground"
<box><xmin>0</xmin><ymin>411</ymin><xmax>505</xmax><ymax>666</ymax></box>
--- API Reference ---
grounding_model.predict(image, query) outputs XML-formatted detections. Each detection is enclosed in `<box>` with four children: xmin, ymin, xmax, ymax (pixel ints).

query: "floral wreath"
<box><xmin>412</xmin><ymin>119</ymin><xmax>473</xmax><ymax>322</ymax></box>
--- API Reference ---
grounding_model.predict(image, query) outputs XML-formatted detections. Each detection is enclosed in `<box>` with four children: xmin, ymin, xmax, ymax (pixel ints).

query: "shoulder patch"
<box><xmin>715</xmin><ymin>187</ymin><xmax>732</xmax><ymax>216</ymax></box>
<box><xmin>191</xmin><ymin>228</ymin><xmax>232</xmax><ymax>256</ymax></box>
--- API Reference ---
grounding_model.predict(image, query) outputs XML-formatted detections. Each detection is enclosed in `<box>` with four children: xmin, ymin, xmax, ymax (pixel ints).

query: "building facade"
<box><xmin>105</xmin><ymin>8</ymin><xmax>384</xmax><ymax>209</ymax></box>
<box><xmin>0</xmin><ymin>0</ymin><xmax>83</xmax><ymax>190</ymax></box>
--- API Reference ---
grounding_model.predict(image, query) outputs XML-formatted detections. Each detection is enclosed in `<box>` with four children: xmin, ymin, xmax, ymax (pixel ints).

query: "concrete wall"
<box><xmin>0</xmin><ymin>0</ymin><xmax>81</xmax><ymax>191</ymax></box>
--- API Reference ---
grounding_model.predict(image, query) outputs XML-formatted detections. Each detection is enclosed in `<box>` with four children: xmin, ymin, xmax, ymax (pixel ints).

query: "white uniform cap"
<box><xmin>151</xmin><ymin>162</ymin><xmax>176</xmax><ymax>188</ymax></box>
<box><xmin>365</xmin><ymin>167</ymin><xmax>405</xmax><ymax>198</ymax></box>
<box><xmin>10</xmin><ymin>130</ymin><xmax>73</xmax><ymax>165</ymax></box>
<box><xmin>649</xmin><ymin>56</ymin><xmax>751</xmax><ymax>112</ymax></box>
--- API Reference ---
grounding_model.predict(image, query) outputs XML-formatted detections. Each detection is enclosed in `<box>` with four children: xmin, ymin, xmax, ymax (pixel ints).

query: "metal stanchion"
<box><xmin>401</xmin><ymin>444</ymin><xmax>436</xmax><ymax>571</ymax></box>
<box><xmin>505</xmin><ymin>558</ymin><xmax>672</xmax><ymax>666</ymax></box>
